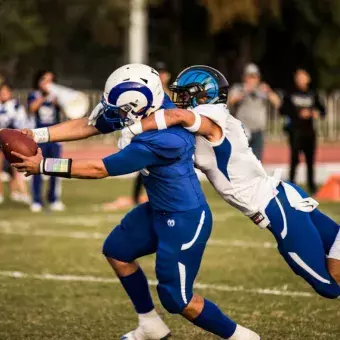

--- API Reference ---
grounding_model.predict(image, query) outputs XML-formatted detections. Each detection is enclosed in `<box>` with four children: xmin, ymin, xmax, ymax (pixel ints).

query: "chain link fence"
<box><xmin>14</xmin><ymin>89</ymin><xmax>340</xmax><ymax>142</ymax></box>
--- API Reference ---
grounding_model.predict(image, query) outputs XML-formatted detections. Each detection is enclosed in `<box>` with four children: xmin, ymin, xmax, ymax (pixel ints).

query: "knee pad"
<box><xmin>157</xmin><ymin>283</ymin><xmax>188</xmax><ymax>314</ymax></box>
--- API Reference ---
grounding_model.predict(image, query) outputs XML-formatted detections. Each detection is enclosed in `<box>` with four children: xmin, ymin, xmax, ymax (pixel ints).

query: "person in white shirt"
<box><xmin>229</xmin><ymin>63</ymin><xmax>281</xmax><ymax>161</ymax></box>
<box><xmin>0</xmin><ymin>83</ymin><xmax>31</xmax><ymax>204</ymax></box>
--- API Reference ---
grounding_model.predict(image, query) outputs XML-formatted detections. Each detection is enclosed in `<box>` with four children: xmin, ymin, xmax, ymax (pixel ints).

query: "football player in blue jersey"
<box><xmin>119</xmin><ymin>65</ymin><xmax>340</xmax><ymax>300</ymax></box>
<box><xmin>28</xmin><ymin>70</ymin><xmax>65</xmax><ymax>212</ymax></box>
<box><xmin>13</xmin><ymin>64</ymin><xmax>260</xmax><ymax>340</ymax></box>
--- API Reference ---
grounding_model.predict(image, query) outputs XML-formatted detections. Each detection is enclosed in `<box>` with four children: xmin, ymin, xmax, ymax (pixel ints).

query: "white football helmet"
<box><xmin>100</xmin><ymin>63</ymin><xmax>164</xmax><ymax>129</ymax></box>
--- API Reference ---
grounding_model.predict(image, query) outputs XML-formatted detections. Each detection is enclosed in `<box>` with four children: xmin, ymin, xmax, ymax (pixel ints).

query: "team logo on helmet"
<box><xmin>101</xmin><ymin>64</ymin><xmax>164</xmax><ymax>130</ymax></box>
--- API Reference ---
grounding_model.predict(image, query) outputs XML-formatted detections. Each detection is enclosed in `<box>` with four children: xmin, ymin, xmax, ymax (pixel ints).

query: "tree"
<box><xmin>201</xmin><ymin>0</ymin><xmax>280</xmax><ymax>32</ymax></box>
<box><xmin>200</xmin><ymin>0</ymin><xmax>281</xmax><ymax>81</ymax></box>
<box><xmin>0</xmin><ymin>0</ymin><xmax>47</xmax><ymax>78</ymax></box>
<box><xmin>291</xmin><ymin>0</ymin><xmax>340</xmax><ymax>89</ymax></box>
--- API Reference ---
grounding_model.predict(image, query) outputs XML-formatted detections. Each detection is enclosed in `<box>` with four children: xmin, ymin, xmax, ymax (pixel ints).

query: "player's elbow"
<box><xmin>91</xmin><ymin>162</ymin><xmax>109</xmax><ymax>179</ymax></box>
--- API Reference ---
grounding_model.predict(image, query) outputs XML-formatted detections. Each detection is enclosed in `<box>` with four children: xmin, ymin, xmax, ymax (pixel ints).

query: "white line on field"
<box><xmin>0</xmin><ymin>227</ymin><xmax>277</xmax><ymax>249</ymax></box>
<box><xmin>0</xmin><ymin>212</ymin><xmax>239</xmax><ymax>229</ymax></box>
<box><xmin>0</xmin><ymin>270</ymin><xmax>313</xmax><ymax>298</ymax></box>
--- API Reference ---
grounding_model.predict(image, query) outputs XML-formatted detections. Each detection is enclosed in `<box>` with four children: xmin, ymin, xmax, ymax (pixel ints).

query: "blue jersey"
<box><xmin>27</xmin><ymin>91</ymin><xmax>60</xmax><ymax>128</ymax></box>
<box><xmin>103</xmin><ymin>126</ymin><xmax>206</xmax><ymax>212</ymax></box>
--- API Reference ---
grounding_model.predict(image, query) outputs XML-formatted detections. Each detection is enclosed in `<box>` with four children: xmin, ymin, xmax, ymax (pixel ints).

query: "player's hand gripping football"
<box><xmin>11</xmin><ymin>148</ymin><xmax>43</xmax><ymax>177</ymax></box>
<box><xmin>20</xmin><ymin>129</ymin><xmax>34</xmax><ymax>139</ymax></box>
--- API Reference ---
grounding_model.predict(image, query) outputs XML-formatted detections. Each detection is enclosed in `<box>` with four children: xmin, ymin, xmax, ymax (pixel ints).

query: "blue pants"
<box><xmin>265</xmin><ymin>183</ymin><xmax>340</xmax><ymax>299</ymax></box>
<box><xmin>32</xmin><ymin>142</ymin><xmax>62</xmax><ymax>204</ymax></box>
<box><xmin>103</xmin><ymin>202</ymin><xmax>213</xmax><ymax>313</ymax></box>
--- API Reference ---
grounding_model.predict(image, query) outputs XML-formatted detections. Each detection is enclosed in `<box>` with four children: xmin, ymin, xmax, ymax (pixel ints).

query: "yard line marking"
<box><xmin>209</xmin><ymin>239</ymin><xmax>276</xmax><ymax>249</ymax></box>
<box><xmin>0</xmin><ymin>227</ymin><xmax>277</xmax><ymax>249</ymax></box>
<box><xmin>0</xmin><ymin>211</ymin><xmax>238</xmax><ymax>229</ymax></box>
<box><xmin>0</xmin><ymin>270</ymin><xmax>313</xmax><ymax>298</ymax></box>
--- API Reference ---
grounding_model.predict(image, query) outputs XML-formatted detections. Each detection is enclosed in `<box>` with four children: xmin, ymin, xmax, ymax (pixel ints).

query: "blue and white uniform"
<box><xmin>27</xmin><ymin>91</ymin><xmax>62</xmax><ymax>205</ymax></box>
<box><xmin>0</xmin><ymin>99</ymin><xmax>32</xmax><ymax>130</ymax></box>
<box><xmin>0</xmin><ymin>98</ymin><xmax>32</xmax><ymax>173</ymax></box>
<box><xmin>191</xmin><ymin>103</ymin><xmax>340</xmax><ymax>299</ymax></box>
<box><xmin>101</xmin><ymin>125</ymin><xmax>212</xmax><ymax>313</ymax></box>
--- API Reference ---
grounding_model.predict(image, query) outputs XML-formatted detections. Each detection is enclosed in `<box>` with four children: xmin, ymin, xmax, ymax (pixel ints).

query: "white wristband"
<box><xmin>185</xmin><ymin>110</ymin><xmax>202</xmax><ymax>133</ymax></box>
<box><xmin>39</xmin><ymin>160</ymin><xmax>44</xmax><ymax>174</ymax></box>
<box><xmin>128</xmin><ymin>121</ymin><xmax>143</xmax><ymax>135</ymax></box>
<box><xmin>154</xmin><ymin>109</ymin><xmax>167</xmax><ymax>130</ymax></box>
<box><xmin>32</xmin><ymin>128</ymin><xmax>50</xmax><ymax>143</ymax></box>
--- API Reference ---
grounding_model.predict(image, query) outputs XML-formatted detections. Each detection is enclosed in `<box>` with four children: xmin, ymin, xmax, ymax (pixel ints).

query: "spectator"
<box><xmin>0</xmin><ymin>83</ymin><xmax>31</xmax><ymax>204</ymax></box>
<box><xmin>28</xmin><ymin>70</ymin><xmax>65</xmax><ymax>212</ymax></box>
<box><xmin>229</xmin><ymin>63</ymin><xmax>281</xmax><ymax>161</ymax></box>
<box><xmin>280</xmin><ymin>69</ymin><xmax>325</xmax><ymax>194</ymax></box>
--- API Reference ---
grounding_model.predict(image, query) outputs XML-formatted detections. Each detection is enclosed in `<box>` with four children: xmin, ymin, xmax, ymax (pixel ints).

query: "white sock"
<box><xmin>329</xmin><ymin>229</ymin><xmax>340</xmax><ymax>260</ymax></box>
<box><xmin>137</xmin><ymin>309</ymin><xmax>170</xmax><ymax>337</ymax></box>
<box><xmin>229</xmin><ymin>324</ymin><xmax>260</xmax><ymax>340</ymax></box>
<box><xmin>138</xmin><ymin>309</ymin><xmax>161</xmax><ymax>323</ymax></box>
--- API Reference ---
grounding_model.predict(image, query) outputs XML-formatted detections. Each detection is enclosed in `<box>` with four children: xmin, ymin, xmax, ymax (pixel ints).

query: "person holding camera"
<box><xmin>229</xmin><ymin>63</ymin><xmax>281</xmax><ymax>161</ymax></box>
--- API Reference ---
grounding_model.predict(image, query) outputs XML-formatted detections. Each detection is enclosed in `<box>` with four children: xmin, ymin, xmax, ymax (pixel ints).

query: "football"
<box><xmin>0</xmin><ymin>129</ymin><xmax>38</xmax><ymax>163</ymax></box>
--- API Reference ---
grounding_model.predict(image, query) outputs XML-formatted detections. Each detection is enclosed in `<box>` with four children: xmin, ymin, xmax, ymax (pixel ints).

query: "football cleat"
<box><xmin>120</xmin><ymin>329</ymin><xmax>171</xmax><ymax>340</ymax></box>
<box><xmin>120</xmin><ymin>310</ymin><xmax>171</xmax><ymax>340</ymax></box>
<box><xmin>229</xmin><ymin>324</ymin><xmax>260</xmax><ymax>340</ymax></box>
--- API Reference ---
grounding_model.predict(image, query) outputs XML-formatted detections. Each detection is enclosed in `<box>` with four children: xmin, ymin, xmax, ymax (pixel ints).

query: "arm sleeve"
<box><xmin>102</xmin><ymin>142</ymin><xmax>168</xmax><ymax>176</ymax></box>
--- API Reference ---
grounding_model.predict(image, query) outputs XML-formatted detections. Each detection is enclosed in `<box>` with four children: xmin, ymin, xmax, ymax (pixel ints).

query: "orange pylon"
<box><xmin>315</xmin><ymin>175</ymin><xmax>340</xmax><ymax>202</ymax></box>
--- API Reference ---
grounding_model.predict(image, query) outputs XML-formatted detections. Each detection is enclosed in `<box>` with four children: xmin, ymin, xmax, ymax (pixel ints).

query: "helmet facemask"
<box><xmin>170</xmin><ymin>83</ymin><xmax>212</xmax><ymax>108</ymax></box>
<box><xmin>171</xmin><ymin>65</ymin><xmax>229</xmax><ymax>108</ymax></box>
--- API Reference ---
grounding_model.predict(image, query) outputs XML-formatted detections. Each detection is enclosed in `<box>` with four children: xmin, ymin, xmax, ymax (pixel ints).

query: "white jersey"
<box><xmin>192</xmin><ymin>103</ymin><xmax>280</xmax><ymax>218</ymax></box>
<box><xmin>0</xmin><ymin>99</ymin><xmax>32</xmax><ymax>129</ymax></box>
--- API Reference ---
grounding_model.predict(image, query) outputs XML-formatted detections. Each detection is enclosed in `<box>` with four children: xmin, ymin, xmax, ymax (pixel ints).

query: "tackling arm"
<box><xmin>135</xmin><ymin>109</ymin><xmax>222</xmax><ymax>143</ymax></box>
<box><xmin>49</xmin><ymin>118</ymin><xmax>100</xmax><ymax>142</ymax></box>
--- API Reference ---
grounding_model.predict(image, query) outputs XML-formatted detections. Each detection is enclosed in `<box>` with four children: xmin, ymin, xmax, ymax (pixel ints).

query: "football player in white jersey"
<box><xmin>122</xmin><ymin>65</ymin><xmax>340</xmax><ymax>300</ymax></box>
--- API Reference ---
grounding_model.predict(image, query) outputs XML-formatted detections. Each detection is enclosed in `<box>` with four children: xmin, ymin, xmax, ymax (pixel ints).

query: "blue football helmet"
<box><xmin>170</xmin><ymin>65</ymin><xmax>229</xmax><ymax>108</ymax></box>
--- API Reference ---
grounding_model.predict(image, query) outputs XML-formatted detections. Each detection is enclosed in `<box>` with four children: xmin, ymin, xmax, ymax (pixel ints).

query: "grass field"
<box><xmin>0</xmin><ymin>179</ymin><xmax>339</xmax><ymax>340</ymax></box>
